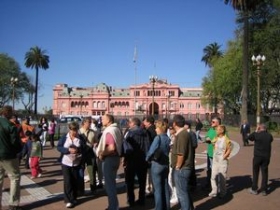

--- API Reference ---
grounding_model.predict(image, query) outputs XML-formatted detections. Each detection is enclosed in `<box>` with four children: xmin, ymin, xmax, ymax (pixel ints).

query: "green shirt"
<box><xmin>205</xmin><ymin>127</ymin><xmax>217</xmax><ymax>158</ymax></box>
<box><xmin>30</xmin><ymin>141</ymin><xmax>42</xmax><ymax>157</ymax></box>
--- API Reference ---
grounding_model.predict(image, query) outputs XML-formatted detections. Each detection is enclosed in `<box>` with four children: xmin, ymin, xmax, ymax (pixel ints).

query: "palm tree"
<box><xmin>25</xmin><ymin>46</ymin><xmax>49</xmax><ymax>115</ymax></box>
<box><xmin>202</xmin><ymin>42</ymin><xmax>223</xmax><ymax>114</ymax></box>
<box><xmin>224</xmin><ymin>0</ymin><xmax>262</xmax><ymax>122</ymax></box>
<box><xmin>201</xmin><ymin>42</ymin><xmax>223</xmax><ymax>67</ymax></box>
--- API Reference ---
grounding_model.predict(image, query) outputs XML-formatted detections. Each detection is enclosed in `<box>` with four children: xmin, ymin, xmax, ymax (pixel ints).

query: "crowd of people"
<box><xmin>0</xmin><ymin>105</ymin><xmax>274</xmax><ymax>210</ymax></box>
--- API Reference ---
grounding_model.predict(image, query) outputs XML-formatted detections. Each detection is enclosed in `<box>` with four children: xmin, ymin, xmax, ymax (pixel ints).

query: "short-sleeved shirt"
<box><xmin>171</xmin><ymin>128</ymin><xmax>193</xmax><ymax>169</ymax></box>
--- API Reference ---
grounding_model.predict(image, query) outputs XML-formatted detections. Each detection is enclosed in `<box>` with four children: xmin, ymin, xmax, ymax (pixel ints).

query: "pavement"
<box><xmin>2</xmin><ymin>130</ymin><xmax>280</xmax><ymax>210</ymax></box>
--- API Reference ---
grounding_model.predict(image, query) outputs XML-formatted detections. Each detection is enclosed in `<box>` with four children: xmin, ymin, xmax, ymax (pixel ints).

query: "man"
<box><xmin>204</xmin><ymin>117</ymin><xmax>221</xmax><ymax>188</ymax></box>
<box><xmin>184</xmin><ymin>121</ymin><xmax>197</xmax><ymax>190</ymax></box>
<box><xmin>171</xmin><ymin>114</ymin><xmax>194</xmax><ymax>210</ymax></box>
<box><xmin>79</xmin><ymin>117</ymin><xmax>98</xmax><ymax>194</ymax></box>
<box><xmin>240</xmin><ymin>119</ymin><xmax>251</xmax><ymax>146</ymax></box>
<box><xmin>96</xmin><ymin>114</ymin><xmax>123</xmax><ymax>210</ymax></box>
<box><xmin>123</xmin><ymin>117</ymin><xmax>149</xmax><ymax>207</ymax></box>
<box><xmin>0</xmin><ymin>106</ymin><xmax>23</xmax><ymax>210</ymax></box>
<box><xmin>19</xmin><ymin>117</ymin><xmax>35</xmax><ymax>144</ymax></box>
<box><xmin>142</xmin><ymin>116</ymin><xmax>156</xmax><ymax>195</ymax></box>
<box><xmin>248</xmin><ymin>124</ymin><xmax>273</xmax><ymax>196</ymax></box>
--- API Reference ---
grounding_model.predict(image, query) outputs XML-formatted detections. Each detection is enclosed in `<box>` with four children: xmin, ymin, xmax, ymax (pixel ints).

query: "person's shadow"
<box><xmin>191</xmin><ymin>175</ymin><xmax>252</xmax><ymax>210</ymax></box>
<box><xmin>267</xmin><ymin>178</ymin><xmax>280</xmax><ymax>194</ymax></box>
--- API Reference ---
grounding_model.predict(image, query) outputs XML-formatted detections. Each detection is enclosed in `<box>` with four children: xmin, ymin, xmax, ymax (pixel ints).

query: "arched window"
<box><xmin>101</xmin><ymin>101</ymin><xmax>105</xmax><ymax>108</ymax></box>
<box><xmin>92</xmin><ymin>101</ymin><xmax>97</xmax><ymax>108</ymax></box>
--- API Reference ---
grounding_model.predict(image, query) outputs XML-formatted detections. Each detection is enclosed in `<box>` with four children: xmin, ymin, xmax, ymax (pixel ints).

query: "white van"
<box><xmin>59</xmin><ymin>115</ymin><xmax>82</xmax><ymax>123</ymax></box>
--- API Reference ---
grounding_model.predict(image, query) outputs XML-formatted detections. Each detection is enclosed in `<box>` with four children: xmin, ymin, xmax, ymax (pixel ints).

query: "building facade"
<box><xmin>52</xmin><ymin>79</ymin><xmax>213</xmax><ymax>119</ymax></box>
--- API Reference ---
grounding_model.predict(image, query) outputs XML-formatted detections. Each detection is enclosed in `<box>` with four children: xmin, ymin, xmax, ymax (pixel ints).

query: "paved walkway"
<box><xmin>2</xmin><ymin>130</ymin><xmax>280</xmax><ymax>210</ymax></box>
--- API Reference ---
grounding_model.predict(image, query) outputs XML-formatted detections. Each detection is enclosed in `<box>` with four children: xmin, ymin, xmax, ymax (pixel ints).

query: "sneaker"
<box><xmin>261</xmin><ymin>191</ymin><xmax>268</xmax><ymax>196</ymax></box>
<box><xmin>248</xmin><ymin>188</ymin><xmax>258</xmax><ymax>195</ymax></box>
<box><xmin>30</xmin><ymin>176</ymin><xmax>35</xmax><ymax>179</ymax></box>
<box><xmin>66</xmin><ymin>203</ymin><xmax>73</xmax><ymax>208</ymax></box>
<box><xmin>37</xmin><ymin>173</ymin><xmax>42</xmax><ymax>178</ymax></box>
<box><xmin>208</xmin><ymin>191</ymin><xmax>217</xmax><ymax>197</ymax></box>
<box><xmin>170</xmin><ymin>197</ymin><xmax>179</xmax><ymax>204</ymax></box>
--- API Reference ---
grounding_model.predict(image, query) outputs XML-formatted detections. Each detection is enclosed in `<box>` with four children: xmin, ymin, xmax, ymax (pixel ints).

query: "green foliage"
<box><xmin>0</xmin><ymin>54</ymin><xmax>31</xmax><ymax>108</ymax></box>
<box><xmin>25</xmin><ymin>46</ymin><xmax>50</xmax><ymax>114</ymax></box>
<box><xmin>202</xmin><ymin>1</ymin><xmax>280</xmax><ymax>115</ymax></box>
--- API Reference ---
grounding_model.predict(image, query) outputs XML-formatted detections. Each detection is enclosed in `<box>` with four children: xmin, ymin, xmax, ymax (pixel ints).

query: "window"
<box><xmin>134</xmin><ymin>91</ymin><xmax>140</xmax><ymax>96</ymax></box>
<box><xmin>169</xmin><ymin>91</ymin><xmax>175</xmax><ymax>96</ymax></box>
<box><xmin>102</xmin><ymin>101</ymin><xmax>105</xmax><ymax>108</ymax></box>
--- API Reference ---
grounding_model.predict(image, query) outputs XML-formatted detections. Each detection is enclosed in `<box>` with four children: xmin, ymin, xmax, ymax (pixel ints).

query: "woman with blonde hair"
<box><xmin>146</xmin><ymin>120</ymin><xmax>171</xmax><ymax>210</ymax></box>
<box><xmin>209</xmin><ymin>125</ymin><xmax>231</xmax><ymax>198</ymax></box>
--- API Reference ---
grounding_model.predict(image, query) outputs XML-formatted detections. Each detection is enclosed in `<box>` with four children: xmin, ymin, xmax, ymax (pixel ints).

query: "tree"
<box><xmin>25</xmin><ymin>46</ymin><xmax>50</xmax><ymax>115</ymax></box>
<box><xmin>0</xmin><ymin>54</ymin><xmax>30</xmax><ymax>108</ymax></box>
<box><xmin>201</xmin><ymin>42</ymin><xmax>223</xmax><ymax>67</ymax></box>
<box><xmin>21</xmin><ymin>75</ymin><xmax>35</xmax><ymax>114</ymax></box>
<box><xmin>201</xmin><ymin>42</ymin><xmax>223</xmax><ymax>114</ymax></box>
<box><xmin>224</xmin><ymin>0</ymin><xmax>264</xmax><ymax>122</ymax></box>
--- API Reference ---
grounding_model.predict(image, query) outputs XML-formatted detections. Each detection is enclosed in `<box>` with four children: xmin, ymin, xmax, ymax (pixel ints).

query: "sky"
<box><xmin>0</xmin><ymin>0</ymin><xmax>237</xmax><ymax>113</ymax></box>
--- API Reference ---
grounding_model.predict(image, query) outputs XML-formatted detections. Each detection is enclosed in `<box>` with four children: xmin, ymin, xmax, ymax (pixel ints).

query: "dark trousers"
<box><xmin>252</xmin><ymin>156</ymin><xmax>270</xmax><ymax>192</ymax></box>
<box><xmin>242</xmin><ymin>134</ymin><xmax>249</xmax><ymax>146</ymax></box>
<box><xmin>49</xmin><ymin>133</ymin><xmax>55</xmax><ymax>148</ymax></box>
<box><xmin>206</xmin><ymin>155</ymin><xmax>213</xmax><ymax>186</ymax></box>
<box><xmin>62</xmin><ymin>165</ymin><xmax>81</xmax><ymax>203</ymax></box>
<box><xmin>189</xmin><ymin>150</ymin><xmax>197</xmax><ymax>188</ymax></box>
<box><xmin>125</xmin><ymin>160</ymin><xmax>147</xmax><ymax>205</ymax></box>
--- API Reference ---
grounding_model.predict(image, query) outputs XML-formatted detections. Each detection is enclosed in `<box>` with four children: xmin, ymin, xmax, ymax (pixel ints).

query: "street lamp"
<box><xmin>11</xmin><ymin>77</ymin><xmax>18</xmax><ymax>110</ymax></box>
<box><xmin>149</xmin><ymin>75</ymin><xmax>157</xmax><ymax>116</ymax></box>
<box><xmin>251</xmin><ymin>54</ymin><xmax>266</xmax><ymax>124</ymax></box>
<box><xmin>80</xmin><ymin>94</ymin><xmax>83</xmax><ymax>116</ymax></box>
<box><xmin>167</xmin><ymin>91</ymin><xmax>171</xmax><ymax>119</ymax></box>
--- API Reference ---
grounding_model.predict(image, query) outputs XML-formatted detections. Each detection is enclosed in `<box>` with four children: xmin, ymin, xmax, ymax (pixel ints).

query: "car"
<box><xmin>59</xmin><ymin>116</ymin><xmax>82</xmax><ymax>123</ymax></box>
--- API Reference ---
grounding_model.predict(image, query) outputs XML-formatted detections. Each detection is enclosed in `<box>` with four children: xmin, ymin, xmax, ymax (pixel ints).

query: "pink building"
<box><xmin>53</xmin><ymin>79</ymin><xmax>213</xmax><ymax>119</ymax></box>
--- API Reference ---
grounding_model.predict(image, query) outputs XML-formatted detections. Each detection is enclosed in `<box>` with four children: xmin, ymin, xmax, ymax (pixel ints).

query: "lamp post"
<box><xmin>167</xmin><ymin>91</ymin><xmax>171</xmax><ymax>119</ymax></box>
<box><xmin>80</xmin><ymin>94</ymin><xmax>83</xmax><ymax>116</ymax></box>
<box><xmin>251</xmin><ymin>54</ymin><xmax>266</xmax><ymax>125</ymax></box>
<box><xmin>149</xmin><ymin>75</ymin><xmax>157</xmax><ymax>116</ymax></box>
<box><xmin>11</xmin><ymin>77</ymin><xmax>18</xmax><ymax>110</ymax></box>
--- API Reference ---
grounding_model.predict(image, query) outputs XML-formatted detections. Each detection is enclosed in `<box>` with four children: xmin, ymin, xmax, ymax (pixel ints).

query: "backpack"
<box><xmin>189</xmin><ymin>130</ymin><xmax>198</xmax><ymax>149</ymax></box>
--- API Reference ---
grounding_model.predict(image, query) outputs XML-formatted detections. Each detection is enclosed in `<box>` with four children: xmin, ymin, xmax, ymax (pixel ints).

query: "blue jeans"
<box><xmin>102</xmin><ymin>156</ymin><xmax>120</xmax><ymax>210</ymax></box>
<box><xmin>174</xmin><ymin>168</ymin><xmax>193</xmax><ymax>210</ymax></box>
<box><xmin>151</xmin><ymin>161</ymin><xmax>170</xmax><ymax>210</ymax></box>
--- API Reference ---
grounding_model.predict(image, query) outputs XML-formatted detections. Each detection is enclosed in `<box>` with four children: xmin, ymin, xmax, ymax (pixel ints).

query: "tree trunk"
<box><xmin>241</xmin><ymin>11</ymin><xmax>249</xmax><ymax>122</ymax></box>
<box><xmin>34</xmin><ymin>67</ymin><xmax>39</xmax><ymax>115</ymax></box>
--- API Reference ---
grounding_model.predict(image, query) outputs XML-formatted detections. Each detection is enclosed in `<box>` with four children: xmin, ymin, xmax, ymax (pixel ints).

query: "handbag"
<box><xmin>153</xmin><ymin>136</ymin><xmax>163</xmax><ymax>162</ymax></box>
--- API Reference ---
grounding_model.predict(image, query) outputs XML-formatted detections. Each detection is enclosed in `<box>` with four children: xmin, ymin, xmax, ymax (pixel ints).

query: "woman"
<box><xmin>48</xmin><ymin>118</ymin><xmax>56</xmax><ymax>148</ymax></box>
<box><xmin>146</xmin><ymin>120</ymin><xmax>171</xmax><ymax>210</ymax></box>
<box><xmin>57</xmin><ymin>121</ymin><xmax>86</xmax><ymax>208</ymax></box>
<box><xmin>195</xmin><ymin>118</ymin><xmax>203</xmax><ymax>142</ymax></box>
<box><xmin>38</xmin><ymin>117</ymin><xmax>48</xmax><ymax>147</ymax></box>
<box><xmin>168</xmin><ymin>126</ymin><xmax>178</xmax><ymax>205</ymax></box>
<box><xmin>209</xmin><ymin>125</ymin><xmax>231</xmax><ymax>198</ymax></box>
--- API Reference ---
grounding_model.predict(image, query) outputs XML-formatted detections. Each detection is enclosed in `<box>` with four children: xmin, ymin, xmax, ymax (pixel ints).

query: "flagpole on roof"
<box><xmin>133</xmin><ymin>45</ymin><xmax>138</xmax><ymax>116</ymax></box>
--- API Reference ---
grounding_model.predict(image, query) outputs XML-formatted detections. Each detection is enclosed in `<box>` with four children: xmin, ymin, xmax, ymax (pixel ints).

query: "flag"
<box><xmin>133</xmin><ymin>46</ymin><xmax>137</xmax><ymax>63</ymax></box>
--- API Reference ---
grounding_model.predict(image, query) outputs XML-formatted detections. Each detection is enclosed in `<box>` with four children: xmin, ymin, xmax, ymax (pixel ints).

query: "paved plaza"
<box><xmin>2</xmin><ymin>130</ymin><xmax>280</xmax><ymax>210</ymax></box>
